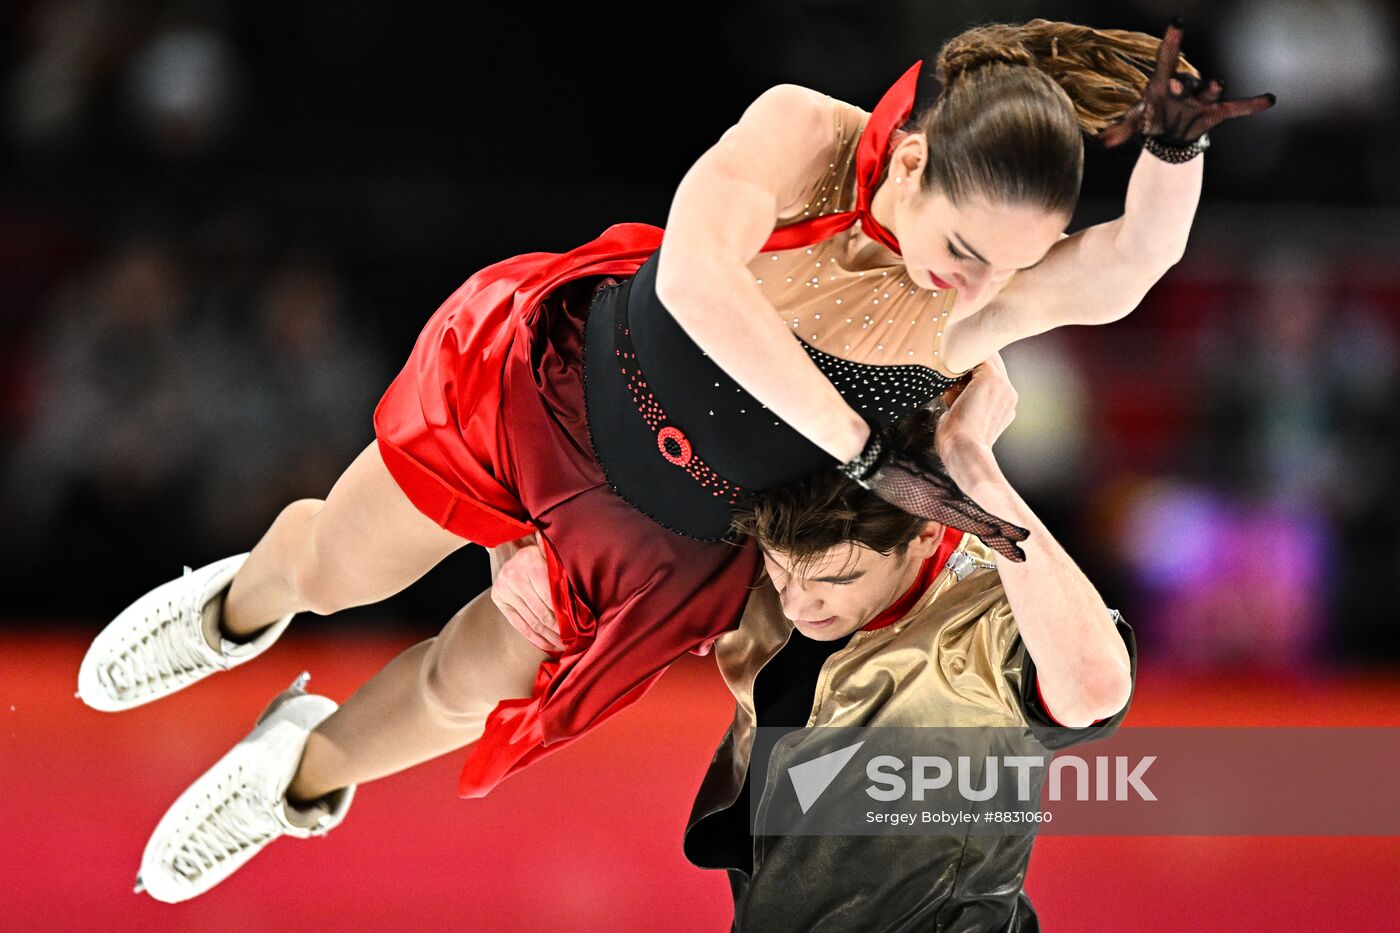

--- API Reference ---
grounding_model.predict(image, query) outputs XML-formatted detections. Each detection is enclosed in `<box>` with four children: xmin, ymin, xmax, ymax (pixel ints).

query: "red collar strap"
<box><xmin>861</xmin><ymin>524</ymin><xmax>963</xmax><ymax>632</ymax></box>
<box><xmin>759</xmin><ymin>61</ymin><xmax>924</xmax><ymax>258</ymax></box>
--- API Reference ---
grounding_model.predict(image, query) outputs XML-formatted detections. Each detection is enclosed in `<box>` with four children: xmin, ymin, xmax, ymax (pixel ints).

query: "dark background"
<box><xmin>3</xmin><ymin>0</ymin><xmax>1398</xmax><ymax>669</ymax></box>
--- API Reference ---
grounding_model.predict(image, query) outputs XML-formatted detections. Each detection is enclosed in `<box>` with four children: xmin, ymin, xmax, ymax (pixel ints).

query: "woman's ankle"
<box><xmin>218</xmin><ymin>583</ymin><xmax>287</xmax><ymax>643</ymax></box>
<box><xmin>286</xmin><ymin>733</ymin><xmax>339</xmax><ymax>804</ymax></box>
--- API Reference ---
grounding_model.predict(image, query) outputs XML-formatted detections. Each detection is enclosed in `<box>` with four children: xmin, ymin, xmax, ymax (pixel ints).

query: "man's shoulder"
<box><xmin>713</xmin><ymin>577</ymin><xmax>793</xmax><ymax>673</ymax></box>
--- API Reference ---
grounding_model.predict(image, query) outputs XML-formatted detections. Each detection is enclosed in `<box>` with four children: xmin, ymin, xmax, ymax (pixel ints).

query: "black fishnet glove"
<box><xmin>1098</xmin><ymin>18</ymin><xmax>1277</xmax><ymax>149</ymax></box>
<box><xmin>840</xmin><ymin>435</ymin><xmax>1030</xmax><ymax>562</ymax></box>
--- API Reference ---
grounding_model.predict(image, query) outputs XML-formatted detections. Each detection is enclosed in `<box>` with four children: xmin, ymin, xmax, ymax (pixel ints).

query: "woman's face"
<box><xmin>883</xmin><ymin>137</ymin><xmax>1069</xmax><ymax>305</ymax></box>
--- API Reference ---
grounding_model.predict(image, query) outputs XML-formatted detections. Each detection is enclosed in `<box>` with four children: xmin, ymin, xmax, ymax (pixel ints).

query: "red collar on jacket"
<box><xmin>860</xmin><ymin>524</ymin><xmax>963</xmax><ymax>632</ymax></box>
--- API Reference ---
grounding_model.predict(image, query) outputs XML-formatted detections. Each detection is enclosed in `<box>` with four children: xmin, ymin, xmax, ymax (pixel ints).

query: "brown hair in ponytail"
<box><xmin>918</xmin><ymin>19</ymin><xmax>1200</xmax><ymax>215</ymax></box>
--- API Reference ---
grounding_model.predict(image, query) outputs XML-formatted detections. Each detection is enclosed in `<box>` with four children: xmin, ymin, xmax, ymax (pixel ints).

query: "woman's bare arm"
<box><xmin>655</xmin><ymin>84</ymin><xmax>872</xmax><ymax>464</ymax></box>
<box><xmin>939</xmin><ymin>150</ymin><xmax>1201</xmax><ymax>374</ymax></box>
<box><xmin>938</xmin><ymin>20</ymin><xmax>1275</xmax><ymax>375</ymax></box>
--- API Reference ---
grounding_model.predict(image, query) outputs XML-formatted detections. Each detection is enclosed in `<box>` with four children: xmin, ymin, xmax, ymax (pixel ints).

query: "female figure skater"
<box><xmin>77</xmin><ymin>19</ymin><xmax>1272</xmax><ymax>902</ymax></box>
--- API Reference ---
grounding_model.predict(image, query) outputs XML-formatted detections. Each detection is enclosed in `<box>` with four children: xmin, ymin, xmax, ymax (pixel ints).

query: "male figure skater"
<box><xmin>493</xmin><ymin>358</ymin><xmax>1136</xmax><ymax>930</ymax></box>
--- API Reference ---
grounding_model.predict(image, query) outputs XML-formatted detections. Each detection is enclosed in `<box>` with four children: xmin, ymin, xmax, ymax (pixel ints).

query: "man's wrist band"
<box><xmin>1144</xmin><ymin>131</ymin><xmax>1210</xmax><ymax>164</ymax></box>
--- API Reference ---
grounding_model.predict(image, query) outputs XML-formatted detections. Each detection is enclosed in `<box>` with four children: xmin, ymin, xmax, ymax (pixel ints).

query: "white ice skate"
<box><xmin>135</xmin><ymin>672</ymin><xmax>355</xmax><ymax>904</ymax></box>
<box><xmin>77</xmin><ymin>554</ymin><xmax>294</xmax><ymax>711</ymax></box>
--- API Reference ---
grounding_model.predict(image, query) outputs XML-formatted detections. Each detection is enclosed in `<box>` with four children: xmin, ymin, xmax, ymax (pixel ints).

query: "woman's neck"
<box><xmin>839</xmin><ymin>178</ymin><xmax>903</xmax><ymax>271</ymax></box>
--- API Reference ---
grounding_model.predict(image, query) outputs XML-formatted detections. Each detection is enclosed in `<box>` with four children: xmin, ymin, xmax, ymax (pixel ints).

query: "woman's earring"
<box><xmin>894</xmin><ymin>176</ymin><xmax>904</xmax><ymax>184</ymax></box>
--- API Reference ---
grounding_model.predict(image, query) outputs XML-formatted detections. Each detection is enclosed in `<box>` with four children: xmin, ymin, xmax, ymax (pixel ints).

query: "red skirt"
<box><xmin>373</xmin><ymin>223</ymin><xmax>762</xmax><ymax>798</ymax></box>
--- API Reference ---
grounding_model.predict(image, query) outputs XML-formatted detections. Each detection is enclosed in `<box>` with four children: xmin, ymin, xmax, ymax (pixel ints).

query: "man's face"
<box><xmin>760</xmin><ymin>525</ymin><xmax>944</xmax><ymax>641</ymax></box>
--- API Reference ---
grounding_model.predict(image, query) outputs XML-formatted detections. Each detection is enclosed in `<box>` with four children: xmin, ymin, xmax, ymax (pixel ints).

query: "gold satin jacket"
<box><xmin>682</xmin><ymin>532</ymin><xmax>1138</xmax><ymax>932</ymax></box>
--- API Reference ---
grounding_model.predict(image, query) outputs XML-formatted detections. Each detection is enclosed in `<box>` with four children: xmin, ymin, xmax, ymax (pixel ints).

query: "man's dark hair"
<box><xmin>730</xmin><ymin>407</ymin><xmax>943</xmax><ymax>575</ymax></box>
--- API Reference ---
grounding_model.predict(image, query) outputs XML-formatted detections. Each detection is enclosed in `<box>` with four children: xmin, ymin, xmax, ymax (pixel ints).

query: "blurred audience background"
<box><xmin>2</xmin><ymin>0</ymin><xmax>1397</xmax><ymax>670</ymax></box>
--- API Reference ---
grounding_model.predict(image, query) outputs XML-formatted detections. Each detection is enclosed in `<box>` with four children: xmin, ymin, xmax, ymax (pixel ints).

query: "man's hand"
<box><xmin>490</xmin><ymin>537</ymin><xmax>726</xmax><ymax>658</ymax></box>
<box><xmin>935</xmin><ymin>352</ymin><xmax>1018</xmax><ymax>477</ymax></box>
<box><xmin>845</xmin><ymin>351</ymin><xmax>1028</xmax><ymax>562</ymax></box>
<box><xmin>489</xmin><ymin>538</ymin><xmax>563</xmax><ymax>654</ymax></box>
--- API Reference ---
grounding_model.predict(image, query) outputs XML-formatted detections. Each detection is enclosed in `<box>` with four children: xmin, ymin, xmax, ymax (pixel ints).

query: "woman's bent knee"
<box><xmin>419</xmin><ymin>593</ymin><xmax>545</xmax><ymax>722</ymax></box>
<box><xmin>286</xmin><ymin>503</ymin><xmax>462</xmax><ymax>618</ymax></box>
<box><xmin>419</xmin><ymin>637</ymin><xmax>485</xmax><ymax>726</ymax></box>
<box><xmin>283</xmin><ymin>444</ymin><xmax>467</xmax><ymax>617</ymax></box>
<box><xmin>287</xmin><ymin>499</ymin><xmax>402</xmax><ymax>617</ymax></box>
<box><xmin>259</xmin><ymin>499</ymin><xmax>348</xmax><ymax>617</ymax></box>
<box><xmin>290</xmin><ymin>563</ymin><xmax>350</xmax><ymax>617</ymax></box>
<box><xmin>282</xmin><ymin>500</ymin><xmax>361</xmax><ymax>617</ymax></box>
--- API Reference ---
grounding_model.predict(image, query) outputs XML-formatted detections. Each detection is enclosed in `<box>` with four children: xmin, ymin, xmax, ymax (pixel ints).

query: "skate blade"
<box><xmin>254</xmin><ymin>671</ymin><xmax>314</xmax><ymax>726</ymax></box>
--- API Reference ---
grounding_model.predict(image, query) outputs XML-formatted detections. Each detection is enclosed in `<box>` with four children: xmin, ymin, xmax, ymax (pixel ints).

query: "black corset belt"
<box><xmin>583</xmin><ymin>272</ymin><xmax>749</xmax><ymax>542</ymax></box>
<box><xmin>581</xmin><ymin>248</ymin><xmax>947</xmax><ymax>542</ymax></box>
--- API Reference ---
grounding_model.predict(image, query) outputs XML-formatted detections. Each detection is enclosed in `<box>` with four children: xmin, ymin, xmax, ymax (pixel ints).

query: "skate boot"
<box><xmin>135</xmin><ymin>672</ymin><xmax>355</xmax><ymax>904</ymax></box>
<box><xmin>77</xmin><ymin>554</ymin><xmax>294</xmax><ymax>711</ymax></box>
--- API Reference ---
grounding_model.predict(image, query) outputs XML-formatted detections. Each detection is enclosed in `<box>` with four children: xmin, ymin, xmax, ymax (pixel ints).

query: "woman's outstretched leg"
<box><xmin>79</xmin><ymin>438</ymin><xmax>473</xmax><ymax>711</ymax></box>
<box><xmin>222</xmin><ymin>440</ymin><xmax>469</xmax><ymax>637</ymax></box>
<box><xmin>287</xmin><ymin>587</ymin><xmax>545</xmax><ymax>801</ymax></box>
<box><xmin>133</xmin><ymin>584</ymin><xmax>547</xmax><ymax>903</ymax></box>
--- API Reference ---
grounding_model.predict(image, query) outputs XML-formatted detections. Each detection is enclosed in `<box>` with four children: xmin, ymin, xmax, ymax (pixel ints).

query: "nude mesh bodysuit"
<box><xmin>747</xmin><ymin>97</ymin><xmax>966</xmax><ymax>408</ymax></box>
<box><xmin>582</xmin><ymin>96</ymin><xmax>993</xmax><ymax>540</ymax></box>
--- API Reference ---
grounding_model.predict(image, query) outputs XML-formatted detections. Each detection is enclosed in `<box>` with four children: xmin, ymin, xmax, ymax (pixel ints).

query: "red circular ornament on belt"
<box><xmin>657</xmin><ymin>426</ymin><xmax>693</xmax><ymax>467</ymax></box>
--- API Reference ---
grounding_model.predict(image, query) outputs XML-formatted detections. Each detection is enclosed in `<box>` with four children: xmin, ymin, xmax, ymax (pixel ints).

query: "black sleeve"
<box><xmin>1009</xmin><ymin>610</ymin><xmax>1137</xmax><ymax>751</ymax></box>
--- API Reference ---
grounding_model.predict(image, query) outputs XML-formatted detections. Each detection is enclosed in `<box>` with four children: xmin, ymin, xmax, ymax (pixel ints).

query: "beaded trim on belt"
<box><xmin>603</xmin><ymin>278</ymin><xmax>745</xmax><ymax>505</ymax></box>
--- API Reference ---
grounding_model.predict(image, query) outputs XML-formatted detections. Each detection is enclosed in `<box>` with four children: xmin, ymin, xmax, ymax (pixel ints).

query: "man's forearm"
<box><xmin>943</xmin><ymin>442</ymin><xmax>1132</xmax><ymax>727</ymax></box>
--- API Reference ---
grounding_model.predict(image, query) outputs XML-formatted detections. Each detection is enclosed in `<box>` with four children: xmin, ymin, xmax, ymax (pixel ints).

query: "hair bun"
<box><xmin>936</xmin><ymin>24</ymin><xmax>1036</xmax><ymax>89</ymax></box>
<box><xmin>931</xmin><ymin>19</ymin><xmax>1199</xmax><ymax>135</ymax></box>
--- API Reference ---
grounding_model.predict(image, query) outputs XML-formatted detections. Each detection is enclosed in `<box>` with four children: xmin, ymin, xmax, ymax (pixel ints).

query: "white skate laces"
<box><xmin>95</xmin><ymin>566</ymin><xmax>220</xmax><ymax>700</ymax></box>
<box><xmin>135</xmin><ymin>672</ymin><xmax>354</xmax><ymax>903</ymax></box>
<box><xmin>167</xmin><ymin>779</ymin><xmax>282</xmax><ymax>886</ymax></box>
<box><xmin>77</xmin><ymin>554</ymin><xmax>295</xmax><ymax>711</ymax></box>
<box><xmin>160</xmin><ymin>750</ymin><xmax>330</xmax><ymax>888</ymax></box>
